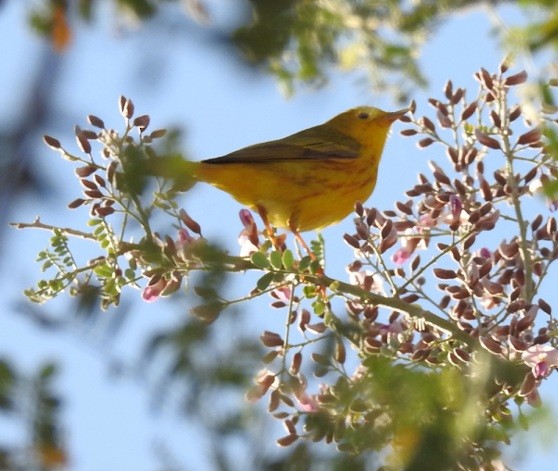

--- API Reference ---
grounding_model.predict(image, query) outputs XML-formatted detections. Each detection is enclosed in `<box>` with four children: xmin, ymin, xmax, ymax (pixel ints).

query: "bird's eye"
<box><xmin>357</xmin><ymin>112</ymin><xmax>369</xmax><ymax>120</ymax></box>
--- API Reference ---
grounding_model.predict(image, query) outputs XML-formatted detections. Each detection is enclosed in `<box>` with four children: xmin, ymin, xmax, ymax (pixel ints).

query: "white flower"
<box><xmin>522</xmin><ymin>345</ymin><xmax>558</xmax><ymax>378</ymax></box>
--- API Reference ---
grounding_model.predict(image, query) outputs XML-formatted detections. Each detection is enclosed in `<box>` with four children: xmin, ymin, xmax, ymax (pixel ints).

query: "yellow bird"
<box><xmin>163</xmin><ymin>106</ymin><xmax>408</xmax><ymax>247</ymax></box>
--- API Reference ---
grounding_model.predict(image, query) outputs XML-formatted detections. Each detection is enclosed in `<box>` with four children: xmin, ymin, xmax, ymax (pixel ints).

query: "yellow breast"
<box><xmin>196</xmin><ymin>148</ymin><xmax>380</xmax><ymax>232</ymax></box>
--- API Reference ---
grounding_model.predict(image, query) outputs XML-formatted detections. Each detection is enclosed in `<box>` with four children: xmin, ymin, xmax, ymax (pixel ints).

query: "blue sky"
<box><xmin>1</xmin><ymin>1</ymin><xmax>556</xmax><ymax>470</ymax></box>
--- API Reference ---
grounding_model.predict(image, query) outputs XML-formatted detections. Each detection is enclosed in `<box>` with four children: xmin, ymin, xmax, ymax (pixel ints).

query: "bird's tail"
<box><xmin>147</xmin><ymin>154</ymin><xmax>199</xmax><ymax>192</ymax></box>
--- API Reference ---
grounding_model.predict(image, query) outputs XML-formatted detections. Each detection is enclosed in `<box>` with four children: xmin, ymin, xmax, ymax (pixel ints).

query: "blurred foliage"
<box><xmin>9</xmin><ymin>0</ymin><xmax>558</xmax><ymax>469</ymax></box>
<box><xmin>232</xmin><ymin>0</ymin><xmax>430</xmax><ymax>100</ymax></box>
<box><xmin>13</xmin><ymin>67</ymin><xmax>558</xmax><ymax>469</ymax></box>
<box><xmin>521</xmin><ymin>0</ymin><xmax>558</xmax><ymax>52</ymax></box>
<box><xmin>25</xmin><ymin>0</ymin><xmax>558</xmax><ymax>101</ymax></box>
<box><xmin>0</xmin><ymin>359</ymin><xmax>66</xmax><ymax>471</ymax></box>
<box><xmin>140</xmin><ymin>315</ymin><xmax>270</xmax><ymax>468</ymax></box>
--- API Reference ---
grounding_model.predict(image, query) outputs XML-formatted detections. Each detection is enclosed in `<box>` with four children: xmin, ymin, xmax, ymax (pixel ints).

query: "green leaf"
<box><xmin>303</xmin><ymin>285</ymin><xmax>317</xmax><ymax>298</ymax></box>
<box><xmin>128</xmin><ymin>257</ymin><xmax>137</xmax><ymax>271</ymax></box>
<box><xmin>269</xmin><ymin>250</ymin><xmax>283</xmax><ymax>270</ymax></box>
<box><xmin>93</xmin><ymin>264</ymin><xmax>113</xmax><ymax>278</ymax></box>
<box><xmin>48</xmin><ymin>279</ymin><xmax>64</xmax><ymax>292</ymax></box>
<box><xmin>309</xmin><ymin>259</ymin><xmax>322</xmax><ymax>274</ymax></box>
<box><xmin>282</xmin><ymin>249</ymin><xmax>294</xmax><ymax>270</ymax></box>
<box><xmin>312</xmin><ymin>299</ymin><xmax>325</xmax><ymax>316</ymax></box>
<box><xmin>104</xmin><ymin>277</ymin><xmax>117</xmax><ymax>296</ymax></box>
<box><xmin>256</xmin><ymin>272</ymin><xmax>275</xmax><ymax>291</ymax></box>
<box><xmin>41</xmin><ymin>260</ymin><xmax>53</xmax><ymax>271</ymax></box>
<box><xmin>251</xmin><ymin>251</ymin><xmax>270</xmax><ymax>269</ymax></box>
<box><xmin>298</xmin><ymin>256</ymin><xmax>312</xmax><ymax>272</ymax></box>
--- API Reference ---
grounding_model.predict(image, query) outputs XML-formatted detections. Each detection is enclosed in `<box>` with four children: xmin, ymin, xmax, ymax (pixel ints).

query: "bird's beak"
<box><xmin>382</xmin><ymin>107</ymin><xmax>412</xmax><ymax>123</ymax></box>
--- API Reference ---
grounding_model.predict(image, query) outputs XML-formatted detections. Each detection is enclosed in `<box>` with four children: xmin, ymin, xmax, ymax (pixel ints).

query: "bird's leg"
<box><xmin>256</xmin><ymin>205</ymin><xmax>286</xmax><ymax>251</ymax></box>
<box><xmin>255</xmin><ymin>208</ymin><xmax>327</xmax><ymax>298</ymax></box>
<box><xmin>288</xmin><ymin>221</ymin><xmax>313</xmax><ymax>259</ymax></box>
<box><xmin>289</xmin><ymin>220</ymin><xmax>329</xmax><ymax>301</ymax></box>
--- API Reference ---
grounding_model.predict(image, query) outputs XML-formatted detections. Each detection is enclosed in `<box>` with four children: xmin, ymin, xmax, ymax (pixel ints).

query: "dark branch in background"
<box><xmin>0</xmin><ymin>49</ymin><xmax>62</xmax><ymax>248</ymax></box>
<box><xmin>26</xmin><ymin>0</ymin><xmax>558</xmax><ymax>103</ymax></box>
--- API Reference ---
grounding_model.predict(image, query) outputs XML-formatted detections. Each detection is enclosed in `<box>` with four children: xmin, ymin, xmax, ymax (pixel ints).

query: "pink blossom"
<box><xmin>534</xmin><ymin>362</ymin><xmax>551</xmax><ymax>378</ymax></box>
<box><xmin>478</xmin><ymin>247</ymin><xmax>491</xmax><ymax>259</ymax></box>
<box><xmin>348</xmin><ymin>270</ymin><xmax>385</xmax><ymax>294</ymax></box>
<box><xmin>439</xmin><ymin>208</ymin><xmax>469</xmax><ymax>226</ymax></box>
<box><xmin>379</xmin><ymin>317</ymin><xmax>405</xmax><ymax>338</ymax></box>
<box><xmin>272</xmin><ymin>286</ymin><xmax>292</xmax><ymax>303</ymax></box>
<box><xmin>177</xmin><ymin>228</ymin><xmax>194</xmax><ymax>248</ymax></box>
<box><xmin>392</xmin><ymin>228</ymin><xmax>424</xmax><ymax>265</ymax></box>
<box><xmin>522</xmin><ymin>345</ymin><xmax>558</xmax><ymax>378</ymax></box>
<box><xmin>238</xmin><ymin>209</ymin><xmax>260</xmax><ymax>256</ymax></box>
<box><xmin>480</xmin><ymin>294</ymin><xmax>498</xmax><ymax>310</ymax></box>
<box><xmin>477</xmin><ymin>278</ymin><xmax>501</xmax><ymax>310</ymax></box>
<box><xmin>238</xmin><ymin>233</ymin><xmax>259</xmax><ymax>257</ymax></box>
<box><xmin>392</xmin><ymin>248</ymin><xmax>411</xmax><ymax>265</ymax></box>
<box><xmin>239</xmin><ymin>208</ymin><xmax>255</xmax><ymax>228</ymax></box>
<box><xmin>175</xmin><ymin>228</ymin><xmax>204</xmax><ymax>255</ymax></box>
<box><xmin>142</xmin><ymin>277</ymin><xmax>166</xmax><ymax>303</ymax></box>
<box><xmin>449</xmin><ymin>194</ymin><xmax>462</xmax><ymax>217</ymax></box>
<box><xmin>293</xmin><ymin>390</ymin><xmax>318</xmax><ymax>413</ymax></box>
<box><xmin>297</xmin><ymin>395</ymin><xmax>318</xmax><ymax>413</ymax></box>
<box><xmin>417</xmin><ymin>213</ymin><xmax>437</xmax><ymax>229</ymax></box>
<box><xmin>142</xmin><ymin>287</ymin><xmax>160</xmax><ymax>303</ymax></box>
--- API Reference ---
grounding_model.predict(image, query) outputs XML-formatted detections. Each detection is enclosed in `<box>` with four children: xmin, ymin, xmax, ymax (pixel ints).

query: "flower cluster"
<box><xmin>18</xmin><ymin>69</ymin><xmax>558</xmax><ymax>469</ymax></box>
<box><xmin>251</xmin><ymin>66</ymin><xmax>558</xmax><ymax>465</ymax></box>
<box><xmin>25</xmin><ymin>97</ymin><xmax>207</xmax><ymax>309</ymax></box>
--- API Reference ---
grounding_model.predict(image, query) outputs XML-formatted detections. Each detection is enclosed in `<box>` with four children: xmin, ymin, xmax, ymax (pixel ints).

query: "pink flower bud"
<box><xmin>239</xmin><ymin>209</ymin><xmax>255</xmax><ymax>228</ymax></box>
<box><xmin>392</xmin><ymin>248</ymin><xmax>411</xmax><ymax>265</ymax></box>
<box><xmin>450</xmin><ymin>194</ymin><xmax>462</xmax><ymax>217</ymax></box>
<box><xmin>479</xmin><ymin>247</ymin><xmax>491</xmax><ymax>258</ymax></box>
<box><xmin>142</xmin><ymin>277</ymin><xmax>167</xmax><ymax>303</ymax></box>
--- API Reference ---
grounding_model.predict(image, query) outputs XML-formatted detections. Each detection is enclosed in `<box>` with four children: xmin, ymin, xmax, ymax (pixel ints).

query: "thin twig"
<box><xmin>10</xmin><ymin>218</ymin><xmax>96</xmax><ymax>241</ymax></box>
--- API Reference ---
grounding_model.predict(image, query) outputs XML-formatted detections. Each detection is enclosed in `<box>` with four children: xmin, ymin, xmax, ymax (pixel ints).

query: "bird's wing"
<box><xmin>202</xmin><ymin>125</ymin><xmax>361</xmax><ymax>164</ymax></box>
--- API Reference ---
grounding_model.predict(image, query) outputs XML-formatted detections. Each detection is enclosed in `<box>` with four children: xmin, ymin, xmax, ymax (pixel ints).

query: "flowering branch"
<box><xmin>13</xmin><ymin>65</ymin><xmax>558</xmax><ymax>469</ymax></box>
